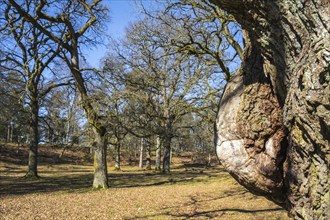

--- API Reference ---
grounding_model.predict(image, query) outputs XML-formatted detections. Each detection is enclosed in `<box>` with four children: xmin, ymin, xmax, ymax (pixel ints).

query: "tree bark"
<box><xmin>26</xmin><ymin>88</ymin><xmax>39</xmax><ymax>178</ymax></box>
<box><xmin>92</xmin><ymin>128</ymin><xmax>108</xmax><ymax>189</ymax></box>
<box><xmin>6</xmin><ymin>0</ymin><xmax>108</xmax><ymax>188</ymax></box>
<box><xmin>71</xmin><ymin>52</ymin><xmax>109</xmax><ymax>189</ymax></box>
<box><xmin>162</xmin><ymin>137</ymin><xmax>171</xmax><ymax>173</ymax></box>
<box><xmin>145</xmin><ymin>140</ymin><xmax>152</xmax><ymax>170</ymax></box>
<box><xmin>139</xmin><ymin>138</ymin><xmax>144</xmax><ymax>168</ymax></box>
<box><xmin>7</xmin><ymin>123</ymin><xmax>11</xmax><ymax>143</ymax></box>
<box><xmin>10</xmin><ymin>123</ymin><xmax>13</xmax><ymax>143</ymax></box>
<box><xmin>114</xmin><ymin>143</ymin><xmax>121</xmax><ymax>171</ymax></box>
<box><xmin>155</xmin><ymin>136</ymin><xmax>162</xmax><ymax>171</ymax></box>
<box><xmin>211</xmin><ymin>0</ymin><xmax>329</xmax><ymax>219</ymax></box>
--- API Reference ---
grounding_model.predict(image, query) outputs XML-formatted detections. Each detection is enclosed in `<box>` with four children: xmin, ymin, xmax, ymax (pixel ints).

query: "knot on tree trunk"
<box><xmin>215</xmin><ymin>43</ymin><xmax>287</xmax><ymax>205</ymax></box>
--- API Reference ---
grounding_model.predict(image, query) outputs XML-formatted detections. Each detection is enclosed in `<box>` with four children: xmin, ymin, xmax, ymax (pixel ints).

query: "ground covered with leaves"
<box><xmin>0</xmin><ymin>144</ymin><xmax>291</xmax><ymax>219</ymax></box>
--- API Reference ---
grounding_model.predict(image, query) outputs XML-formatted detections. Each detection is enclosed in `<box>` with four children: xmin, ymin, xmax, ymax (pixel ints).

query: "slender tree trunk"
<box><xmin>155</xmin><ymin>136</ymin><xmax>161</xmax><ymax>171</ymax></box>
<box><xmin>134</xmin><ymin>142</ymin><xmax>138</xmax><ymax>160</ymax></box>
<box><xmin>7</xmin><ymin>123</ymin><xmax>11</xmax><ymax>143</ymax></box>
<box><xmin>25</xmin><ymin>134</ymin><xmax>30</xmax><ymax>144</ymax></box>
<box><xmin>59</xmin><ymin>146</ymin><xmax>67</xmax><ymax>159</ymax></box>
<box><xmin>170</xmin><ymin>144</ymin><xmax>173</xmax><ymax>164</ymax></box>
<box><xmin>145</xmin><ymin>139</ymin><xmax>151</xmax><ymax>170</ymax></box>
<box><xmin>10</xmin><ymin>123</ymin><xmax>13</xmax><ymax>143</ymax></box>
<box><xmin>162</xmin><ymin>137</ymin><xmax>171</xmax><ymax>173</ymax></box>
<box><xmin>26</xmin><ymin>93</ymin><xmax>39</xmax><ymax>178</ymax></box>
<box><xmin>211</xmin><ymin>0</ymin><xmax>329</xmax><ymax>219</ymax></box>
<box><xmin>60</xmin><ymin>105</ymin><xmax>71</xmax><ymax>160</ymax></box>
<box><xmin>16</xmin><ymin>132</ymin><xmax>20</xmax><ymax>154</ymax></box>
<box><xmin>65</xmin><ymin>106</ymin><xmax>71</xmax><ymax>145</ymax></box>
<box><xmin>47</xmin><ymin>129</ymin><xmax>50</xmax><ymax>144</ymax></box>
<box><xmin>114</xmin><ymin>143</ymin><xmax>121</xmax><ymax>171</ymax></box>
<box><xmin>208</xmin><ymin>153</ymin><xmax>211</xmax><ymax>166</ymax></box>
<box><xmin>139</xmin><ymin>138</ymin><xmax>144</xmax><ymax>168</ymax></box>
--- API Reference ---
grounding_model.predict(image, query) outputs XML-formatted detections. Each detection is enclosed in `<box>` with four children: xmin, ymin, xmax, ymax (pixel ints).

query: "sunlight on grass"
<box><xmin>0</xmin><ymin>144</ymin><xmax>291</xmax><ymax>219</ymax></box>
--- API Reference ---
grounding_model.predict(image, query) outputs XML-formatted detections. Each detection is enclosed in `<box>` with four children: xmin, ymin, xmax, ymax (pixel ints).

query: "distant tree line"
<box><xmin>0</xmin><ymin>0</ymin><xmax>241</xmax><ymax>187</ymax></box>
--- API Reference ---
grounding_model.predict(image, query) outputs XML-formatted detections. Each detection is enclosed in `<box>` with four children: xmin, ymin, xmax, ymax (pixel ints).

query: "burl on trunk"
<box><xmin>212</xmin><ymin>0</ymin><xmax>329</xmax><ymax>219</ymax></box>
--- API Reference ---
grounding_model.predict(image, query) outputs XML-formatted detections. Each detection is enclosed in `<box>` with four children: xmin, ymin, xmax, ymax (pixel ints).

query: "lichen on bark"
<box><xmin>215</xmin><ymin>38</ymin><xmax>287</xmax><ymax>205</ymax></box>
<box><xmin>212</xmin><ymin>0</ymin><xmax>329</xmax><ymax>219</ymax></box>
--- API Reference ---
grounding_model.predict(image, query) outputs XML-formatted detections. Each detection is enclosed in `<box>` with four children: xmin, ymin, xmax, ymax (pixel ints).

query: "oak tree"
<box><xmin>7</xmin><ymin>0</ymin><xmax>110</xmax><ymax>188</ymax></box>
<box><xmin>1</xmin><ymin>1</ymin><xmax>71</xmax><ymax>177</ymax></box>
<box><xmin>211</xmin><ymin>0</ymin><xmax>329</xmax><ymax>219</ymax></box>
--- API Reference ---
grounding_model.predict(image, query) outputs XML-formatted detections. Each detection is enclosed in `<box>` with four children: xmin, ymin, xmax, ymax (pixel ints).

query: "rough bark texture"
<box><xmin>155</xmin><ymin>136</ymin><xmax>161</xmax><ymax>171</ymax></box>
<box><xmin>71</xmin><ymin>53</ymin><xmax>109</xmax><ymax>189</ymax></box>
<box><xmin>26</xmin><ymin>85</ymin><xmax>39</xmax><ymax>178</ymax></box>
<box><xmin>114</xmin><ymin>143</ymin><xmax>121</xmax><ymax>171</ymax></box>
<box><xmin>139</xmin><ymin>138</ymin><xmax>144</xmax><ymax>168</ymax></box>
<box><xmin>215</xmin><ymin>44</ymin><xmax>287</xmax><ymax>205</ymax></box>
<box><xmin>212</xmin><ymin>0</ymin><xmax>329</xmax><ymax>219</ymax></box>
<box><xmin>162</xmin><ymin>138</ymin><xmax>171</xmax><ymax>173</ymax></box>
<box><xmin>145</xmin><ymin>142</ymin><xmax>152</xmax><ymax>170</ymax></box>
<box><xmin>92</xmin><ymin>128</ymin><xmax>108</xmax><ymax>189</ymax></box>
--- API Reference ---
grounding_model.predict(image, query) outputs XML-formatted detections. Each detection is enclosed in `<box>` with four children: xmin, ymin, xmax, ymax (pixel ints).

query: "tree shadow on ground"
<box><xmin>125</xmin><ymin>191</ymin><xmax>285</xmax><ymax>220</ymax></box>
<box><xmin>0</xmin><ymin>173</ymin><xmax>94</xmax><ymax>196</ymax></box>
<box><xmin>140</xmin><ymin>207</ymin><xmax>285</xmax><ymax>219</ymax></box>
<box><xmin>0</xmin><ymin>166</ymin><xmax>227</xmax><ymax>196</ymax></box>
<box><xmin>109</xmin><ymin>166</ymin><xmax>228</xmax><ymax>188</ymax></box>
<box><xmin>125</xmin><ymin>208</ymin><xmax>285</xmax><ymax>220</ymax></box>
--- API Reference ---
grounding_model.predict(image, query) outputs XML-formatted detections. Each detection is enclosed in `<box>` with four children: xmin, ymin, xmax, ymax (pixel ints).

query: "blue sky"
<box><xmin>85</xmin><ymin>0</ymin><xmax>242</xmax><ymax>73</ymax></box>
<box><xmin>86</xmin><ymin>0</ymin><xmax>152</xmax><ymax>68</ymax></box>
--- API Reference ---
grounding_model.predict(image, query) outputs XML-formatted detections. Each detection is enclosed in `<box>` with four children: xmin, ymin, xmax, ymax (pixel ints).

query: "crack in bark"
<box><xmin>212</xmin><ymin>0</ymin><xmax>329</xmax><ymax>219</ymax></box>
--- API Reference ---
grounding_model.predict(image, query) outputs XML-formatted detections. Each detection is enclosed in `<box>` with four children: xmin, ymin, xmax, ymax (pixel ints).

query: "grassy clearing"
<box><xmin>0</xmin><ymin>144</ymin><xmax>291</xmax><ymax>219</ymax></box>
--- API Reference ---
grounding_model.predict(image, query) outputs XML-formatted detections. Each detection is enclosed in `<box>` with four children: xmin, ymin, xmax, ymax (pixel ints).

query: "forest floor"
<box><xmin>0</xmin><ymin>143</ymin><xmax>291</xmax><ymax>220</ymax></box>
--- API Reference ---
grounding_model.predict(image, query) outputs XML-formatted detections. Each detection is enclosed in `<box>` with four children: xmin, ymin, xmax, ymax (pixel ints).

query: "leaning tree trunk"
<box><xmin>211</xmin><ymin>0</ymin><xmax>329</xmax><ymax>219</ymax></box>
<box><xmin>26</xmin><ymin>86</ymin><xmax>39</xmax><ymax>178</ymax></box>
<box><xmin>70</xmin><ymin>52</ymin><xmax>109</xmax><ymax>189</ymax></box>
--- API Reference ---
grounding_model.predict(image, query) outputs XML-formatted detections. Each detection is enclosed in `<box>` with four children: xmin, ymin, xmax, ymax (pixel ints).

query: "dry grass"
<box><xmin>0</xmin><ymin>144</ymin><xmax>291</xmax><ymax>220</ymax></box>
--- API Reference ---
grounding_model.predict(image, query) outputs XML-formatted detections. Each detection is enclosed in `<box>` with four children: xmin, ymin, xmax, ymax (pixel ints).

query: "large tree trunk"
<box><xmin>145</xmin><ymin>139</ymin><xmax>152</xmax><ymax>170</ymax></box>
<box><xmin>155</xmin><ymin>136</ymin><xmax>162</xmax><ymax>171</ymax></box>
<box><xmin>162</xmin><ymin>137</ymin><xmax>171</xmax><ymax>173</ymax></box>
<box><xmin>211</xmin><ymin>0</ymin><xmax>329</xmax><ymax>219</ymax></box>
<box><xmin>26</xmin><ymin>87</ymin><xmax>39</xmax><ymax>178</ymax></box>
<box><xmin>71</xmin><ymin>52</ymin><xmax>108</xmax><ymax>189</ymax></box>
<box><xmin>92</xmin><ymin>128</ymin><xmax>108</xmax><ymax>189</ymax></box>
